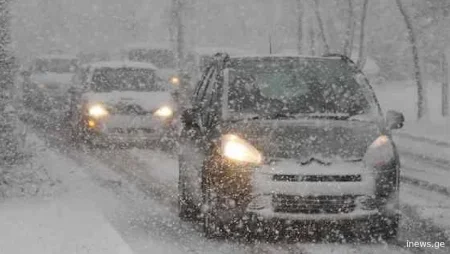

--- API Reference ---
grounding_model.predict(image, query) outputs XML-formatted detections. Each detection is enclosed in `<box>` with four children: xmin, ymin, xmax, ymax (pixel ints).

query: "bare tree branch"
<box><xmin>395</xmin><ymin>0</ymin><xmax>427</xmax><ymax>119</ymax></box>
<box><xmin>296</xmin><ymin>0</ymin><xmax>304</xmax><ymax>54</ymax></box>
<box><xmin>312</xmin><ymin>0</ymin><xmax>329</xmax><ymax>54</ymax></box>
<box><xmin>342</xmin><ymin>0</ymin><xmax>354</xmax><ymax>57</ymax></box>
<box><xmin>357</xmin><ymin>0</ymin><xmax>369</xmax><ymax>69</ymax></box>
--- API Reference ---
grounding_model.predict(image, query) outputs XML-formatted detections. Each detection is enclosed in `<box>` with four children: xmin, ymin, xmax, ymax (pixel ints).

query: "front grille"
<box><xmin>272</xmin><ymin>174</ymin><xmax>362</xmax><ymax>182</ymax></box>
<box><xmin>272</xmin><ymin>195</ymin><xmax>356</xmax><ymax>214</ymax></box>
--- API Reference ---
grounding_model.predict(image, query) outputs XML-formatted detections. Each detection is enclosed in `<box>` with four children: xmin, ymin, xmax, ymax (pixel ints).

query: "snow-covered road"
<box><xmin>10</xmin><ymin>110</ymin><xmax>449</xmax><ymax>253</ymax></box>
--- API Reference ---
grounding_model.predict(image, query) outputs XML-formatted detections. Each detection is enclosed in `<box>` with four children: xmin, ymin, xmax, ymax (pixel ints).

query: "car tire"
<box><xmin>178</xmin><ymin>155</ymin><xmax>201</xmax><ymax>221</ymax></box>
<box><xmin>378</xmin><ymin>215</ymin><xmax>399</xmax><ymax>242</ymax></box>
<box><xmin>203</xmin><ymin>188</ymin><xmax>225</xmax><ymax>239</ymax></box>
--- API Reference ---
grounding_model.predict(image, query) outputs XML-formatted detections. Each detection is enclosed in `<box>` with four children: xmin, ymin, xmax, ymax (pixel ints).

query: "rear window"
<box><xmin>90</xmin><ymin>67</ymin><xmax>166</xmax><ymax>92</ymax></box>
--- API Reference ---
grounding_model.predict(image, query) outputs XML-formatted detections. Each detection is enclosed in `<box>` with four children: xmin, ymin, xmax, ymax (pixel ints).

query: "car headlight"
<box><xmin>221</xmin><ymin>134</ymin><xmax>262</xmax><ymax>164</ymax></box>
<box><xmin>169</xmin><ymin>76</ymin><xmax>180</xmax><ymax>85</ymax></box>
<box><xmin>88</xmin><ymin>104</ymin><xmax>108</xmax><ymax>118</ymax></box>
<box><xmin>364</xmin><ymin>135</ymin><xmax>395</xmax><ymax>169</ymax></box>
<box><xmin>154</xmin><ymin>106</ymin><xmax>173</xmax><ymax>117</ymax></box>
<box><xmin>364</xmin><ymin>135</ymin><xmax>399</xmax><ymax>198</ymax></box>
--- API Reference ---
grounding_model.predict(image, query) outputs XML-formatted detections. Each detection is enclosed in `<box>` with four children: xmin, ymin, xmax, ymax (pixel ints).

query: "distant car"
<box><xmin>23</xmin><ymin>54</ymin><xmax>79</xmax><ymax>112</ymax></box>
<box><xmin>177</xmin><ymin>53</ymin><xmax>405</xmax><ymax>240</ymax></box>
<box><xmin>68</xmin><ymin>61</ymin><xmax>177</xmax><ymax>148</ymax></box>
<box><xmin>122</xmin><ymin>43</ymin><xmax>178</xmax><ymax>82</ymax></box>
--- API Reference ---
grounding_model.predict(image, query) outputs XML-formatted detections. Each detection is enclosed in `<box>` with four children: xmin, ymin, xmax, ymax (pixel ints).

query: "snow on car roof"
<box><xmin>82</xmin><ymin>61</ymin><xmax>158</xmax><ymax>70</ymax></box>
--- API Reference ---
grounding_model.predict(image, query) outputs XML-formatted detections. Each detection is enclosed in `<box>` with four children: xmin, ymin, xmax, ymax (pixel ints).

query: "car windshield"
<box><xmin>34</xmin><ymin>58</ymin><xmax>77</xmax><ymax>73</ymax></box>
<box><xmin>128</xmin><ymin>48</ymin><xmax>176</xmax><ymax>69</ymax></box>
<box><xmin>90</xmin><ymin>67</ymin><xmax>165</xmax><ymax>92</ymax></box>
<box><xmin>226</xmin><ymin>57</ymin><xmax>379</xmax><ymax>118</ymax></box>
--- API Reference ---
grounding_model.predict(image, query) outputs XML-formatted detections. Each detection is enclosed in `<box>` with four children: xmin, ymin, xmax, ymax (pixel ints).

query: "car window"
<box><xmin>90</xmin><ymin>67</ymin><xmax>166</xmax><ymax>92</ymax></box>
<box><xmin>227</xmin><ymin>58</ymin><xmax>380</xmax><ymax>118</ymax></box>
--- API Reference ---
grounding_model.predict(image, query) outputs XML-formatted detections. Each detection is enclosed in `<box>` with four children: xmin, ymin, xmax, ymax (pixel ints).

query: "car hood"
<box><xmin>30</xmin><ymin>73</ymin><xmax>74</xmax><ymax>86</ymax></box>
<box><xmin>81</xmin><ymin>91</ymin><xmax>174</xmax><ymax>112</ymax></box>
<box><xmin>224</xmin><ymin>119</ymin><xmax>382</xmax><ymax>161</ymax></box>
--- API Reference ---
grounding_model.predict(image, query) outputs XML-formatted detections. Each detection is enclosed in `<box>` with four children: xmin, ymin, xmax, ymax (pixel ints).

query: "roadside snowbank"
<box><xmin>0</xmin><ymin>197</ymin><xmax>134</xmax><ymax>254</ymax></box>
<box><xmin>0</xmin><ymin>132</ymin><xmax>135</xmax><ymax>254</ymax></box>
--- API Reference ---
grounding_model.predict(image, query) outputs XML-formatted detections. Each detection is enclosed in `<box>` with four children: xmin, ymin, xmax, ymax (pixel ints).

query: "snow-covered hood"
<box><xmin>30</xmin><ymin>73</ymin><xmax>74</xmax><ymax>87</ymax></box>
<box><xmin>81</xmin><ymin>91</ymin><xmax>174</xmax><ymax>113</ymax></box>
<box><xmin>224</xmin><ymin>119</ymin><xmax>382</xmax><ymax>160</ymax></box>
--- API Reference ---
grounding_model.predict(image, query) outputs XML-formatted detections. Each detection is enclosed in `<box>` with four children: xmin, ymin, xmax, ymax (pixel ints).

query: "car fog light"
<box><xmin>355</xmin><ymin>195</ymin><xmax>377</xmax><ymax>210</ymax></box>
<box><xmin>87</xmin><ymin>119</ymin><xmax>96</xmax><ymax>128</ymax></box>
<box><xmin>248</xmin><ymin>195</ymin><xmax>271</xmax><ymax>210</ymax></box>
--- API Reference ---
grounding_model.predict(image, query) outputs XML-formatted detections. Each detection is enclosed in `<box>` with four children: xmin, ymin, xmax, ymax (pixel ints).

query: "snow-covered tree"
<box><xmin>1</xmin><ymin>0</ymin><xmax>24</xmax><ymax>164</ymax></box>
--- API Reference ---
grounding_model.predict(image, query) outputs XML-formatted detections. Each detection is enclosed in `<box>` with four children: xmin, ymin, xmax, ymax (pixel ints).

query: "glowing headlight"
<box><xmin>88</xmin><ymin>104</ymin><xmax>108</xmax><ymax>118</ymax></box>
<box><xmin>222</xmin><ymin>134</ymin><xmax>262</xmax><ymax>164</ymax></box>
<box><xmin>364</xmin><ymin>135</ymin><xmax>395</xmax><ymax>168</ymax></box>
<box><xmin>169</xmin><ymin>76</ymin><xmax>180</xmax><ymax>85</ymax></box>
<box><xmin>154</xmin><ymin>106</ymin><xmax>173</xmax><ymax>117</ymax></box>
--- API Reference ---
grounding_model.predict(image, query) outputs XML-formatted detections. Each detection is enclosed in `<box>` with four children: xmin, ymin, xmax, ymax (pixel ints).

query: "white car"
<box><xmin>178</xmin><ymin>54</ymin><xmax>404</xmax><ymax>240</ymax></box>
<box><xmin>68</xmin><ymin>61</ymin><xmax>177</xmax><ymax>148</ymax></box>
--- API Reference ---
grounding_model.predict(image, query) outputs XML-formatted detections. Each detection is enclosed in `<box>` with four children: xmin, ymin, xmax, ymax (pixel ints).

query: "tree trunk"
<box><xmin>442</xmin><ymin>52</ymin><xmax>449</xmax><ymax>117</ymax></box>
<box><xmin>0</xmin><ymin>0</ymin><xmax>13</xmax><ymax>93</ymax></box>
<box><xmin>357</xmin><ymin>0</ymin><xmax>369</xmax><ymax>69</ymax></box>
<box><xmin>343</xmin><ymin>0</ymin><xmax>354</xmax><ymax>57</ymax></box>
<box><xmin>309</xmin><ymin>25</ymin><xmax>316</xmax><ymax>56</ymax></box>
<box><xmin>296</xmin><ymin>0</ymin><xmax>304</xmax><ymax>54</ymax></box>
<box><xmin>396</xmin><ymin>0</ymin><xmax>426</xmax><ymax>120</ymax></box>
<box><xmin>312</xmin><ymin>0</ymin><xmax>329</xmax><ymax>55</ymax></box>
<box><xmin>0</xmin><ymin>0</ymin><xmax>23</xmax><ymax>164</ymax></box>
<box><xmin>171</xmin><ymin>0</ymin><xmax>189</xmax><ymax>108</ymax></box>
<box><xmin>172</xmin><ymin>0</ymin><xmax>184</xmax><ymax>70</ymax></box>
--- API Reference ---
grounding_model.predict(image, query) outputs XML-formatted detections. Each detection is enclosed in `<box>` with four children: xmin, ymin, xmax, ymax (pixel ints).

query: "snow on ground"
<box><xmin>393</xmin><ymin>135</ymin><xmax>450</xmax><ymax>164</ymax></box>
<box><xmin>0</xmin><ymin>133</ymin><xmax>190</xmax><ymax>254</ymax></box>
<box><xmin>401</xmin><ymin>183</ymin><xmax>450</xmax><ymax>239</ymax></box>
<box><xmin>400</xmin><ymin>154</ymin><xmax>450</xmax><ymax>191</ymax></box>
<box><xmin>0</xmin><ymin>198</ymin><xmax>133</xmax><ymax>254</ymax></box>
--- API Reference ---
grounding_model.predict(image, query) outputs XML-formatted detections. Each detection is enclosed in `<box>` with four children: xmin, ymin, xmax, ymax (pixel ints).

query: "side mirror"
<box><xmin>386</xmin><ymin>110</ymin><xmax>404</xmax><ymax>130</ymax></box>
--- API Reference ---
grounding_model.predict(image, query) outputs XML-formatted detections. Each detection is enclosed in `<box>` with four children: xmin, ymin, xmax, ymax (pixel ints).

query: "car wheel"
<box><xmin>378</xmin><ymin>215</ymin><xmax>399</xmax><ymax>242</ymax></box>
<box><xmin>178</xmin><ymin>156</ymin><xmax>200</xmax><ymax>221</ymax></box>
<box><xmin>203</xmin><ymin>188</ymin><xmax>224</xmax><ymax>239</ymax></box>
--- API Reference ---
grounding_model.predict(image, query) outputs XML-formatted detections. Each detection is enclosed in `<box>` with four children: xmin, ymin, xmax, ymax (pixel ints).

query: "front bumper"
<box><xmin>245</xmin><ymin>194</ymin><xmax>385</xmax><ymax>221</ymax></box>
<box><xmin>81</xmin><ymin>115</ymin><xmax>176</xmax><ymax>146</ymax></box>
<box><xmin>214</xmin><ymin>159</ymin><xmax>399</xmax><ymax>223</ymax></box>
